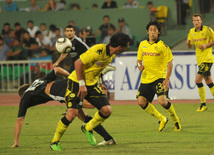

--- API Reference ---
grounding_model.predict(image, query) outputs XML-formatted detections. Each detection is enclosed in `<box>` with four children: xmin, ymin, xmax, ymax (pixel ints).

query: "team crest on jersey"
<box><xmin>154</xmin><ymin>46</ymin><xmax>158</xmax><ymax>51</ymax></box>
<box><xmin>68</xmin><ymin>101</ymin><xmax>72</xmax><ymax>107</ymax></box>
<box><xmin>69</xmin><ymin>52</ymin><xmax>77</xmax><ymax>58</ymax></box>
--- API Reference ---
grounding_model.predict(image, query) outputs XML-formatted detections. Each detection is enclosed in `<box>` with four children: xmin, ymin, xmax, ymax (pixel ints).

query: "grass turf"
<box><xmin>1</xmin><ymin>103</ymin><xmax>214</xmax><ymax>155</ymax></box>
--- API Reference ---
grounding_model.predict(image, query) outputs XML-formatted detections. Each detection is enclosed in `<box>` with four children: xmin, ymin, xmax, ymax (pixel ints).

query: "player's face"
<box><xmin>64</xmin><ymin>28</ymin><xmax>75</xmax><ymax>40</ymax></box>
<box><xmin>192</xmin><ymin>16</ymin><xmax>202</xmax><ymax>29</ymax></box>
<box><xmin>147</xmin><ymin>25</ymin><xmax>159</xmax><ymax>42</ymax></box>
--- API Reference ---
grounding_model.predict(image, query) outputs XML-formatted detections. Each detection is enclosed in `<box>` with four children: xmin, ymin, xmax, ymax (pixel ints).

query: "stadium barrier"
<box><xmin>0</xmin><ymin>60</ymin><xmax>52</xmax><ymax>92</ymax></box>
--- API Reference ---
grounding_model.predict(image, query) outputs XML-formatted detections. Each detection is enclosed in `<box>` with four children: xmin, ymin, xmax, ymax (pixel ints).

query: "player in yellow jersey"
<box><xmin>137</xmin><ymin>20</ymin><xmax>181</xmax><ymax>132</ymax></box>
<box><xmin>50</xmin><ymin>33</ymin><xmax>130</xmax><ymax>150</ymax></box>
<box><xmin>187</xmin><ymin>13</ymin><xmax>214</xmax><ymax>112</ymax></box>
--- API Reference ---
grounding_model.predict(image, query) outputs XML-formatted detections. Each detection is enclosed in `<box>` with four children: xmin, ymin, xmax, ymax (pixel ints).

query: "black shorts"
<box><xmin>136</xmin><ymin>78</ymin><xmax>168</xmax><ymax>103</ymax></box>
<box><xmin>65</xmin><ymin>79</ymin><xmax>109</xmax><ymax>110</ymax></box>
<box><xmin>198</xmin><ymin>63</ymin><xmax>212</xmax><ymax>77</ymax></box>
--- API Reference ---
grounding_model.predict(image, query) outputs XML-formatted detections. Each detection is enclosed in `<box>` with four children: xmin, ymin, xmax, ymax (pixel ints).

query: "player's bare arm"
<box><xmin>75</xmin><ymin>59</ymin><xmax>87</xmax><ymax>99</ymax></box>
<box><xmin>12</xmin><ymin>117</ymin><xmax>24</xmax><ymax>148</ymax></box>
<box><xmin>186</xmin><ymin>39</ymin><xmax>193</xmax><ymax>48</ymax></box>
<box><xmin>163</xmin><ymin>61</ymin><xmax>173</xmax><ymax>90</ymax></box>
<box><xmin>137</xmin><ymin>60</ymin><xmax>144</xmax><ymax>71</ymax></box>
<box><xmin>52</xmin><ymin>53</ymin><xmax>68</xmax><ymax>68</ymax></box>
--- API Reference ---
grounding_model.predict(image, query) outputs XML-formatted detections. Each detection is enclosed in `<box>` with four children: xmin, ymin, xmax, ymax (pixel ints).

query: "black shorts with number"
<box><xmin>198</xmin><ymin>63</ymin><xmax>212</xmax><ymax>77</ymax></box>
<box><xmin>136</xmin><ymin>78</ymin><xmax>168</xmax><ymax>103</ymax></box>
<box><xmin>65</xmin><ymin>79</ymin><xmax>109</xmax><ymax>110</ymax></box>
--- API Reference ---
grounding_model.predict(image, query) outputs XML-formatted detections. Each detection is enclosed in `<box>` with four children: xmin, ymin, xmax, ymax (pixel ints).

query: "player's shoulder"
<box><xmin>189</xmin><ymin>27</ymin><xmax>196</xmax><ymax>33</ymax></box>
<box><xmin>139</xmin><ymin>40</ymin><xmax>148</xmax><ymax>45</ymax></box>
<box><xmin>158</xmin><ymin>39</ymin><xmax>169</xmax><ymax>48</ymax></box>
<box><xmin>203</xmin><ymin>25</ymin><xmax>214</xmax><ymax>32</ymax></box>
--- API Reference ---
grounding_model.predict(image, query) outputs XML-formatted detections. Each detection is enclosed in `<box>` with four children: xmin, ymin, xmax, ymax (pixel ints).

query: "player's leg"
<box><xmin>78</xmin><ymin>108</ymin><xmax>116</xmax><ymax>145</ymax></box>
<box><xmin>50</xmin><ymin>79</ymin><xmax>80</xmax><ymax>150</ymax></box>
<box><xmin>137</xmin><ymin>83</ymin><xmax>167</xmax><ymax>131</ymax></box>
<box><xmin>196</xmin><ymin>63</ymin><xmax>207</xmax><ymax>112</ymax></box>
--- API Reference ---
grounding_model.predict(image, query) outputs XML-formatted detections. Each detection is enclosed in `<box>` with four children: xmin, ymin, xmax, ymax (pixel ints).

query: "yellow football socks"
<box><xmin>85</xmin><ymin>111</ymin><xmax>106</xmax><ymax>131</ymax></box>
<box><xmin>166</xmin><ymin>103</ymin><xmax>179</xmax><ymax>123</ymax></box>
<box><xmin>144</xmin><ymin>102</ymin><xmax>165</xmax><ymax>121</ymax></box>
<box><xmin>209</xmin><ymin>85</ymin><xmax>214</xmax><ymax>96</ymax></box>
<box><xmin>198</xmin><ymin>86</ymin><xmax>206</xmax><ymax>103</ymax></box>
<box><xmin>51</xmin><ymin>120</ymin><xmax>68</xmax><ymax>143</ymax></box>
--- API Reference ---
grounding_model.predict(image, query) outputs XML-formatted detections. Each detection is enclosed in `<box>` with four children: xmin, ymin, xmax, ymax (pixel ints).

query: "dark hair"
<box><xmin>35</xmin><ymin>30</ymin><xmax>42</xmax><ymax>36</ymax></box>
<box><xmin>108</xmin><ymin>25</ymin><xmax>115</xmax><ymax>30</ymax></box>
<box><xmin>27</xmin><ymin>20</ymin><xmax>34</xmax><ymax>24</ymax></box>
<box><xmin>92</xmin><ymin>3</ymin><xmax>98</xmax><ymax>8</ymax></box>
<box><xmin>4</xmin><ymin>23</ymin><xmax>10</xmax><ymax>26</ymax></box>
<box><xmin>193</xmin><ymin>13</ymin><xmax>202</xmax><ymax>19</ymax></box>
<box><xmin>109</xmin><ymin>32</ymin><xmax>130</xmax><ymax>48</ymax></box>
<box><xmin>14</xmin><ymin>22</ymin><xmax>21</xmax><ymax>27</ymax></box>
<box><xmin>49</xmin><ymin>24</ymin><xmax>56</xmax><ymax>31</ymax></box>
<box><xmin>147</xmin><ymin>1</ymin><xmax>153</xmax><ymax>5</ymax></box>
<box><xmin>146</xmin><ymin>20</ymin><xmax>161</xmax><ymax>32</ymax></box>
<box><xmin>18</xmin><ymin>84</ymin><xmax>30</xmax><ymax>96</ymax></box>
<box><xmin>64</xmin><ymin>25</ymin><xmax>74</xmax><ymax>31</ymax></box>
<box><xmin>40</xmin><ymin>23</ymin><xmax>46</xmax><ymax>26</ymax></box>
<box><xmin>24</xmin><ymin>31</ymin><xmax>30</xmax><ymax>35</ymax></box>
<box><xmin>0</xmin><ymin>37</ymin><xmax>4</xmax><ymax>41</ymax></box>
<box><xmin>103</xmin><ymin>15</ymin><xmax>110</xmax><ymax>19</ymax></box>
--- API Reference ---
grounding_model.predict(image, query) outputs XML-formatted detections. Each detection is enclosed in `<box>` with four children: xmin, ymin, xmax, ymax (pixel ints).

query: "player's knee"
<box><xmin>100</xmin><ymin>105</ymin><xmax>112</xmax><ymax>117</ymax></box>
<box><xmin>137</xmin><ymin>97</ymin><xmax>147</xmax><ymax>108</ymax></box>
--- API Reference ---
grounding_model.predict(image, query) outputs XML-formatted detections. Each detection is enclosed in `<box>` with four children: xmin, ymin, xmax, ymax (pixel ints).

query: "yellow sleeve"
<box><xmin>208</xmin><ymin>27</ymin><xmax>214</xmax><ymax>41</ymax></box>
<box><xmin>137</xmin><ymin>42</ymin><xmax>143</xmax><ymax>61</ymax></box>
<box><xmin>187</xmin><ymin>30</ymin><xmax>193</xmax><ymax>44</ymax></box>
<box><xmin>163</xmin><ymin>44</ymin><xmax>173</xmax><ymax>63</ymax></box>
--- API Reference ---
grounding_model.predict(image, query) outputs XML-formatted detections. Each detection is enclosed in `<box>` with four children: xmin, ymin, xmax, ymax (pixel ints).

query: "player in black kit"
<box><xmin>52</xmin><ymin>25</ymin><xmax>89</xmax><ymax>72</ymax></box>
<box><xmin>12</xmin><ymin>67</ymin><xmax>115</xmax><ymax>148</ymax></box>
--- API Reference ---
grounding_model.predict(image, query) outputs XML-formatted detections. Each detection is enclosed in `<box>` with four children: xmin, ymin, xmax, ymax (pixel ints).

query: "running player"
<box><xmin>186</xmin><ymin>13</ymin><xmax>214</xmax><ymax>112</ymax></box>
<box><xmin>50</xmin><ymin>33</ymin><xmax>130</xmax><ymax>150</ymax></box>
<box><xmin>137</xmin><ymin>20</ymin><xmax>181</xmax><ymax>131</ymax></box>
<box><xmin>12</xmin><ymin>67</ymin><xmax>115</xmax><ymax>148</ymax></box>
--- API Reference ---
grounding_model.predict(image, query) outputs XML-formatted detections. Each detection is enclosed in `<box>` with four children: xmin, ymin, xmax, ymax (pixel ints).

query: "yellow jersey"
<box><xmin>69</xmin><ymin>44</ymin><xmax>115</xmax><ymax>86</ymax></box>
<box><xmin>137</xmin><ymin>39</ymin><xmax>173</xmax><ymax>84</ymax></box>
<box><xmin>187</xmin><ymin>25</ymin><xmax>214</xmax><ymax>65</ymax></box>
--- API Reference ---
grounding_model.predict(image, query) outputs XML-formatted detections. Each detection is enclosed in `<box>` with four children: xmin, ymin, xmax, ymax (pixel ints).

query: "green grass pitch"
<box><xmin>1</xmin><ymin>103</ymin><xmax>214</xmax><ymax>155</ymax></box>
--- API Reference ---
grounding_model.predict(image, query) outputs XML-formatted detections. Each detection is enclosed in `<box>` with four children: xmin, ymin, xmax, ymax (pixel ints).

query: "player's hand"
<box><xmin>186</xmin><ymin>39</ymin><xmax>191</xmax><ymax>45</ymax></box>
<box><xmin>162</xmin><ymin>79</ymin><xmax>169</xmax><ymax>91</ymax></box>
<box><xmin>12</xmin><ymin>143</ymin><xmax>20</xmax><ymax>148</ymax></box>
<box><xmin>99</xmin><ymin>83</ymin><xmax>108</xmax><ymax>96</ymax></box>
<box><xmin>77</xmin><ymin>86</ymin><xmax>87</xmax><ymax>99</ymax></box>
<box><xmin>199</xmin><ymin>44</ymin><xmax>206</xmax><ymax>50</ymax></box>
<box><xmin>138</xmin><ymin>65</ymin><xmax>144</xmax><ymax>71</ymax></box>
<box><xmin>52</xmin><ymin>62</ymin><xmax>58</xmax><ymax>68</ymax></box>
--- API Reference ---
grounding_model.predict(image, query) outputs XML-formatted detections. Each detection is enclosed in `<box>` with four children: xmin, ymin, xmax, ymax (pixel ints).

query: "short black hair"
<box><xmin>103</xmin><ymin>15</ymin><xmax>110</xmax><ymax>19</ymax></box>
<box><xmin>14</xmin><ymin>22</ymin><xmax>20</xmax><ymax>27</ymax></box>
<box><xmin>64</xmin><ymin>25</ymin><xmax>74</xmax><ymax>31</ymax></box>
<box><xmin>18</xmin><ymin>84</ymin><xmax>30</xmax><ymax>97</ymax></box>
<box><xmin>4</xmin><ymin>23</ymin><xmax>10</xmax><ymax>26</ymax></box>
<box><xmin>35</xmin><ymin>30</ymin><xmax>42</xmax><ymax>36</ymax></box>
<box><xmin>27</xmin><ymin>20</ymin><xmax>34</xmax><ymax>24</ymax></box>
<box><xmin>146</xmin><ymin>20</ymin><xmax>161</xmax><ymax>32</ymax></box>
<box><xmin>147</xmin><ymin>1</ymin><xmax>153</xmax><ymax>5</ymax></box>
<box><xmin>109</xmin><ymin>32</ymin><xmax>130</xmax><ymax>48</ymax></box>
<box><xmin>0</xmin><ymin>37</ymin><xmax>4</xmax><ymax>41</ymax></box>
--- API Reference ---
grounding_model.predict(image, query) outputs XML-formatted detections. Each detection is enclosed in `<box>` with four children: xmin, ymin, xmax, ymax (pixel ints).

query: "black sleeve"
<box><xmin>17</xmin><ymin>95</ymin><xmax>31</xmax><ymax>118</ymax></box>
<box><xmin>41</xmin><ymin>69</ymin><xmax>57</xmax><ymax>83</ymax></box>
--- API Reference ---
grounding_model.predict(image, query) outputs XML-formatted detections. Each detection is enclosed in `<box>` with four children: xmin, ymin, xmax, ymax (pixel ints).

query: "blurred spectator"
<box><xmin>1</xmin><ymin>23</ymin><xmax>11</xmax><ymax>40</ymax></box>
<box><xmin>55</xmin><ymin>0</ymin><xmax>66</xmax><ymax>11</ymax></box>
<box><xmin>35</xmin><ymin>31</ymin><xmax>52</xmax><ymax>50</ymax></box>
<box><xmin>181</xmin><ymin>0</ymin><xmax>189</xmax><ymax>24</ymax></box>
<box><xmin>29</xmin><ymin>0</ymin><xmax>40</xmax><ymax>11</ymax></box>
<box><xmin>123</xmin><ymin>0</ymin><xmax>139</xmax><ymax>8</ymax></box>
<box><xmin>117</xmin><ymin>18</ymin><xmax>132</xmax><ymax>40</ymax></box>
<box><xmin>68</xmin><ymin>20</ymin><xmax>80</xmax><ymax>35</ymax></box>
<box><xmin>27</xmin><ymin>20</ymin><xmax>39</xmax><ymax>38</ymax></box>
<box><xmin>40</xmin><ymin>23</ymin><xmax>49</xmax><ymax>37</ymax></box>
<box><xmin>70</xmin><ymin>3</ymin><xmax>80</xmax><ymax>10</ymax></box>
<box><xmin>101</xmin><ymin>0</ymin><xmax>117</xmax><ymax>9</ymax></box>
<box><xmin>51</xmin><ymin>28</ymin><xmax>63</xmax><ymax>45</ymax></box>
<box><xmin>48</xmin><ymin>24</ymin><xmax>57</xmax><ymax>41</ymax></box>
<box><xmin>82</xmin><ymin>26</ymin><xmax>96</xmax><ymax>47</ymax></box>
<box><xmin>22</xmin><ymin>31</ymin><xmax>37</xmax><ymax>58</ymax></box>
<box><xmin>4</xmin><ymin>0</ymin><xmax>18</xmax><ymax>12</ymax></box>
<box><xmin>147</xmin><ymin>1</ymin><xmax>157</xmax><ymax>20</ymax></box>
<box><xmin>31</xmin><ymin>42</ymin><xmax>41</xmax><ymax>58</ymax></box>
<box><xmin>6</xmin><ymin>39</ymin><xmax>27</xmax><ymax>60</ymax></box>
<box><xmin>40</xmin><ymin>49</ymin><xmax>49</xmax><ymax>58</ymax></box>
<box><xmin>0</xmin><ymin>37</ymin><xmax>10</xmax><ymax>61</ymax></box>
<box><xmin>14</xmin><ymin>23</ymin><xmax>26</xmax><ymax>43</ymax></box>
<box><xmin>20</xmin><ymin>64</ymin><xmax>45</xmax><ymax>85</ymax></box>
<box><xmin>92</xmin><ymin>3</ymin><xmax>98</xmax><ymax>10</ymax></box>
<box><xmin>94</xmin><ymin>15</ymin><xmax>115</xmax><ymax>42</ymax></box>
<box><xmin>102</xmin><ymin>25</ymin><xmax>115</xmax><ymax>44</ymax></box>
<box><xmin>44</xmin><ymin>0</ymin><xmax>57</xmax><ymax>11</ymax></box>
<box><xmin>5</xmin><ymin>29</ymin><xmax>15</xmax><ymax>47</ymax></box>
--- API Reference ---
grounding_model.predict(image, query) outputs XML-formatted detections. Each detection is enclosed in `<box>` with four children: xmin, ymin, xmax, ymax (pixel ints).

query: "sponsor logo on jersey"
<box><xmin>143</xmin><ymin>52</ymin><xmax>160</xmax><ymax>56</ymax></box>
<box><xmin>193</xmin><ymin>38</ymin><xmax>207</xmax><ymax>42</ymax></box>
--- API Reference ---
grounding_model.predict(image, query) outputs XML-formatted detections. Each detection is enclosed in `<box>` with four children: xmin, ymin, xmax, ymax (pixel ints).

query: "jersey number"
<box><xmin>26</xmin><ymin>79</ymin><xmax>44</xmax><ymax>92</ymax></box>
